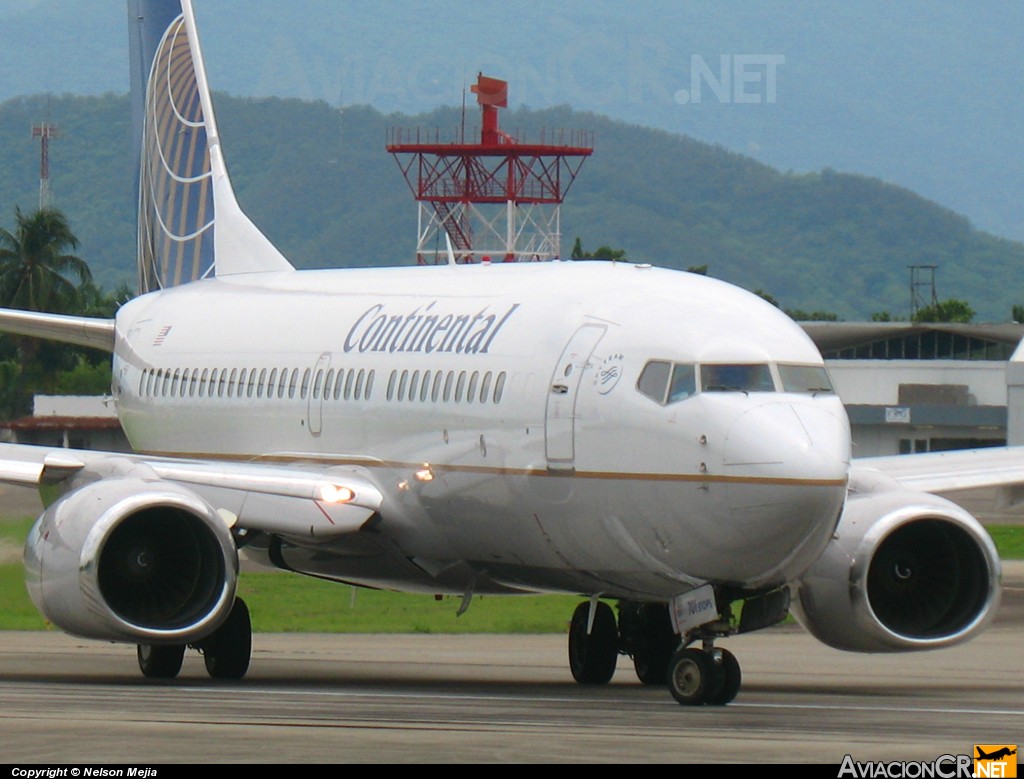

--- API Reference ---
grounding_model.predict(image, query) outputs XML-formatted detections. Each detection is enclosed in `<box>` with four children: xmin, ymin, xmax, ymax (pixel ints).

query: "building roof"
<box><xmin>801</xmin><ymin>322</ymin><xmax>1024</xmax><ymax>353</ymax></box>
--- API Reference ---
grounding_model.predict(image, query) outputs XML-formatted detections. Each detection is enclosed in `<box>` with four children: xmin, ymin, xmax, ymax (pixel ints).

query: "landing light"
<box><xmin>414</xmin><ymin>466</ymin><xmax>434</xmax><ymax>482</ymax></box>
<box><xmin>318</xmin><ymin>484</ymin><xmax>355</xmax><ymax>504</ymax></box>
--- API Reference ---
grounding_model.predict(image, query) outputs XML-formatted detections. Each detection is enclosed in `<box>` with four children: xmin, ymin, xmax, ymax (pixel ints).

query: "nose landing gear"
<box><xmin>568</xmin><ymin>597</ymin><xmax>744</xmax><ymax>705</ymax></box>
<box><xmin>666</xmin><ymin>645</ymin><xmax>741</xmax><ymax>706</ymax></box>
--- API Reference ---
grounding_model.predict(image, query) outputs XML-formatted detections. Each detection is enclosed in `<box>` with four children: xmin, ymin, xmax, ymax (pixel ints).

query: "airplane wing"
<box><xmin>852</xmin><ymin>446</ymin><xmax>1024</xmax><ymax>495</ymax></box>
<box><xmin>0</xmin><ymin>443</ymin><xmax>384</xmax><ymax>538</ymax></box>
<box><xmin>0</xmin><ymin>309</ymin><xmax>115</xmax><ymax>352</ymax></box>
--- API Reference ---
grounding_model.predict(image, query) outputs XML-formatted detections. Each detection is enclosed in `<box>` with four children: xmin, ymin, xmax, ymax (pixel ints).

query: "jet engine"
<box><xmin>791</xmin><ymin>471</ymin><xmax>1001</xmax><ymax>652</ymax></box>
<box><xmin>24</xmin><ymin>477</ymin><xmax>238</xmax><ymax>644</ymax></box>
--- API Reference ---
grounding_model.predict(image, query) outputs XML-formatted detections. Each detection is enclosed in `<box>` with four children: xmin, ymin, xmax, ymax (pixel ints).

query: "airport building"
<box><xmin>0</xmin><ymin>395</ymin><xmax>129</xmax><ymax>452</ymax></box>
<box><xmin>805</xmin><ymin>322</ymin><xmax>1024</xmax><ymax>457</ymax></box>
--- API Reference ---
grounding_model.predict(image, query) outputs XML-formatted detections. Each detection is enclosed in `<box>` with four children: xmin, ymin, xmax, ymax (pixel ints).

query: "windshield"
<box><xmin>700</xmin><ymin>364</ymin><xmax>775</xmax><ymax>393</ymax></box>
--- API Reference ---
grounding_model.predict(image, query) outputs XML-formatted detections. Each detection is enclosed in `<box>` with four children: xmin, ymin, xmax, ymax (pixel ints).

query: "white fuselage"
<box><xmin>111</xmin><ymin>261</ymin><xmax>851</xmax><ymax>599</ymax></box>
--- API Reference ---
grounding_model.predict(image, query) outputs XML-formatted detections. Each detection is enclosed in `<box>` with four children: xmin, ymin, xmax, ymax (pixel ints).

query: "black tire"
<box><xmin>568</xmin><ymin>601</ymin><xmax>619</xmax><ymax>684</ymax></box>
<box><xmin>203</xmin><ymin>597</ymin><xmax>252</xmax><ymax>680</ymax></box>
<box><xmin>667</xmin><ymin>648</ymin><xmax>722</xmax><ymax>706</ymax></box>
<box><xmin>631</xmin><ymin>603</ymin><xmax>676</xmax><ymax>686</ymax></box>
<box><xmin>137</xmin><ymin>643</ymin><xmax>185</xmax><ymax>679</ymax></box>
<box><xmin>706</xmin><ymin>648</ymin><xmax>741</xmax><ymax>705</ymax></box>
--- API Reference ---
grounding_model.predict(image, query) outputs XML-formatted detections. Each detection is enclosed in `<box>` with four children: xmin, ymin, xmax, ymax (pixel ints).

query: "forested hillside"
<box><xmin>1</xmin><ymin>93</ymin><xmax>1020</xmax><ymax>321</ymax></box>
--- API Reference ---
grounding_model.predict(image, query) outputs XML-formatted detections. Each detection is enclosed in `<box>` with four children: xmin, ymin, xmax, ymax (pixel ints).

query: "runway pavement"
<box><xmin>1</xmin><ymin>571</ymin><xmax>1022</xmax><ymax>764</ymax></box>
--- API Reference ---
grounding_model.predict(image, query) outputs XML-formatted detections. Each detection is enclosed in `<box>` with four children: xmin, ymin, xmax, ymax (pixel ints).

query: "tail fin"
<box><xmin>128</xmin><ymin>0</ymin><xmax>293</xmax><ymax>293</ymax></box>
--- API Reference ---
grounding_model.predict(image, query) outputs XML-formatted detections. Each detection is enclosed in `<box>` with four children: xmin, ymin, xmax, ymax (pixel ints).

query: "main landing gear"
<box><xmin>568</xmin><ymin>598</ymin><xmax>742</xmax><ymax>706</ymax></box>
<box><xmin>137</xmin><ymin>597</ymin><xmax>252</xmax><ymax>681</ymax></box>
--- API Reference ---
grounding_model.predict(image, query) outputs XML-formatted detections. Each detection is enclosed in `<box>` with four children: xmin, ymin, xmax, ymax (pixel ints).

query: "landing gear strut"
<box><xmin>135</xmin><ymin>597</ymin><xmax>252</xmax><ymax>680</ymax></box>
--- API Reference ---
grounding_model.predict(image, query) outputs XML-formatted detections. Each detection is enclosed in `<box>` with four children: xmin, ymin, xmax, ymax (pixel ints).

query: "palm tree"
<box><xmin>0</xmin><ymin>207</ymin><xmax>94</xmax><ymax>417</ymax></box>
<box><xmin>0</xmin><ymin>206</ymin><xmax>91</xmax><ymax>313</ymax></box>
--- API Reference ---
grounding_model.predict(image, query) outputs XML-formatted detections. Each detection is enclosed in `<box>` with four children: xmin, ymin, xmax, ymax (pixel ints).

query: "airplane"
<box><xmin>0</xmin><ymin>0</ymin><xmax>1013</xmax><ymax>706</ymax></box>
<box><xmin>977</xmin><ymin>748</ymin><xmax>1017</xmax><ymax>761</ymax></box>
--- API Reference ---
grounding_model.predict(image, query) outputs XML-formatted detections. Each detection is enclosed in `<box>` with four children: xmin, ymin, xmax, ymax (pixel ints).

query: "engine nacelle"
<box><xmin>792</xmin><ymin>473</ymin><xmax>1000</xmax><ymax>652</ymax></box>
<box><xmin>24</xmin><ymin>477</ymin><xmax>238</xmax><ymax>644</ymax></box>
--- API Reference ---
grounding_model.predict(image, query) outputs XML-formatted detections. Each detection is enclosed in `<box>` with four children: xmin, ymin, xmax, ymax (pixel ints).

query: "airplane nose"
<box><xmin>715</xmin><ymin>399</ymin><xmax>850</xmax><ymax>584</ymax></box>
<box><xmin>723</xmin><ymin>400</ymin><xmax>850</xmax><ymax>482</ymax></box>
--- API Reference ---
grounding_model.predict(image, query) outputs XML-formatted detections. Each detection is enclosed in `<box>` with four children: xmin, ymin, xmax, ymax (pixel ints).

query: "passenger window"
<box><xmin>701</xmin><ymin>363</ymin><xmax>775</xmax><ymax>393</ymax></box>
<box><xmin>313</xmin><ymin>369</ymin><xmax>324</xmax><ymax>400</ymax></box>
<box><xmin>288</xmin><ymin>369</ymin><xmax>298</xmax><ymax>399</ymax></box>
<box><xmin>493</xmin><ymin>372</ymin><xmax>506</xmax><ymax>403</ymax></box>
<box><xmin>365</xmin><ymin>370</ymin><xmax>374</xmax><ymax>399</ymax></box>
<box><xmin>668</xmin><ymin>364</ymin><xmax>696</xmax><ymax>403</ymax></box>
<box><xmin>420</xmin><ymin>370</ymin><xmax>431</xmax><ymax>402</ymax></box>
<box><xmin>355</xmin><ymin>369</ymin><xmax>365</xmax><ymax>400</ymax></box>
<box><xmin>637</xmin><ymin>361</ymin><xmax>671</xmax><ymax>404</ymax></box>
<box><xmin>323</xmin><ymin>369</ymin><xmax>334</xmax><ymax>400</ymax></box>
<box><xmin>398</xmin><ymin>370</ymin><xmax>409</xmax><ymax>401</ymax></box>
<box><xmin>408</xmin><ymin>370</ymin><xmax>420</xmax><ymax>402</ymax></box>
<box><xmin>443</xmin><ymin>371</ymin><xmax>454</xmax><ymax>402</ymax></box>
<box><xmin>467</xmin><ymin>372</ymin><xmax>479</xmax><ymax>404</ymax></box>
<box><xmin>480</xmin><ymin>371</ymin><xmax>492</xmax><ymax>403</ymax></box>
<box><xmin>431</xmin><ymin>371</ymin><xmax>443</xmax><ymax>402</ymax></box>
<box><xmin>455</xmin><ymin>371</ymin><xmax>467</xmax><ymax>402</ymax></box>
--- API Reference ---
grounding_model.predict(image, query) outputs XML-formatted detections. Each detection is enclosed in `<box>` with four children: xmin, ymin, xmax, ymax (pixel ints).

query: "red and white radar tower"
<box><xmin>387</xmin><ymin>74</ymin><xmax>593</xmax><ymax>264</ymax></box>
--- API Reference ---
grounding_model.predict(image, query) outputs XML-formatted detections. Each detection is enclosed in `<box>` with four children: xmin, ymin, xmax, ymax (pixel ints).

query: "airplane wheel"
<box><xmin>667</xmin><ymin>648</ymin><xmax>722</xmax><ymax>706</ymax></box>
<box><xmin>137</xmin><ymin>643</ymin><xmax>185</xmax><ymax>679</ymax></box>
<box><xmin>631</xmin><ymin>603</ymin><xmax>675</xmax><ymax>686</ymax></box>
<box><xmin>706</xmin><ymin>648</ymin><xmax>741</xmax><ymax>705</ymax></box>
<box><xmin>203</xmin><ymin>597</ymin><xmax>252</xmax><ymax>680</ymax></box>
<box><xmin>568</xmin><ymin>601</ymin><xmax>618</xmax><ymax>684</ymax></box>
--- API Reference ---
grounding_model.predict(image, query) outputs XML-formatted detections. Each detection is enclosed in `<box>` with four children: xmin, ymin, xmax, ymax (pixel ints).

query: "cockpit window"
<box><xmin>701</xmin><ymin>363</ymin><xmax>775</xmax><ymax>393</ymax></box>
<box><xmin>637</xmin><ymin>360</ymin><xmax>671</xmax><ymax>403</ymax></box>
<box><xmin>668</xmin><ymin>364</ymin><xmax>696</xmax><ymax>402</ymax></box>
<box><xmin>638</xmin><ymin>360</ymin><xmax>698</xmax><ymax>405</ymax></box>
<box><xmin>778</xmin><ymin>363</ymin><xmax>834</xmax><ymax>394</ymax></box>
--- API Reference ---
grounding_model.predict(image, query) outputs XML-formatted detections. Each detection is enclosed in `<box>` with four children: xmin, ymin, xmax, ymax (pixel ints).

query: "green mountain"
<box><xmin>1</xmin><ymin>92</ymin><xmax>1021</xmax><ymax>321</ymax></box>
